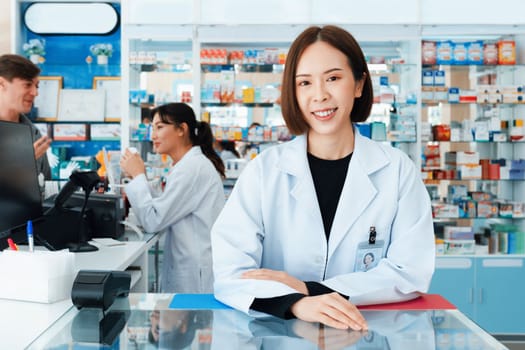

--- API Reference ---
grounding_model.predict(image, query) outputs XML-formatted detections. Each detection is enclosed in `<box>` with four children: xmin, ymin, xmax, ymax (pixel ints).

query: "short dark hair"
<box><xmin>364</xmin><ymin>252</ymin><xmax>375</xmax><ymax>263</ymax></box>
<box><xmin>0</xmin><ymin>54</ymin><xmax>40</xmax><ymax>81</ymax></box>
<box><xmin>281</xmin><ymin>25</ymin><xmax>373</xmax><ymax>135</ymax></box>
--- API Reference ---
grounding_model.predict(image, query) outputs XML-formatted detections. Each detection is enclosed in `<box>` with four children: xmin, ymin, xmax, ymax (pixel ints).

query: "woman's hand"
<box><xmin>241</xmin><ymin>269</ymin><xmax>308</xmax><ymax>295</ymax></box>
<box><xmin>120</xmin><ymin>148</ymin><xmax>145</xmax><ymax>179</ymax></box>
<box><xmin>33</xmin><ymin>135</ymin><xmax>51</xmax><ymax>160</ymax></box>
<box><xmin>292</xmin><ymin>319</ymin><xmax>364</xmax><ymax>350</ymax></box>
<box><xmin>290</xmin><ymin>293</ymin><xmax>368</xmax><ymax>331</ymax></box>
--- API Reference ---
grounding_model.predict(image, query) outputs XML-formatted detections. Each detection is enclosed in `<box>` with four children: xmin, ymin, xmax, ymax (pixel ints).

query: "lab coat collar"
<box><xmin>170</xmin><ymin>146</ymin><xmax>202</xmax><ymax>170</ymax></box>
<box><xmin>328</xmin><ymin>130</ymin><xmax>390</xmax><ymax>256</ymax></box>
<box><xmin>277</xmin><ymin>128</ymin><xmax>390</xmax><ymax>256</ymax></box>
<box><xmin>278</xmin><ymin>135</ymin><xmax>323</xmax><ymax>231</ymax></box>
<box><xmin>277</xmin><ymin>129</ymin><xmax>389</xmax><ymax>176</ymax></box>
<box><xmin>276</xmin><ymin>135</ymin><xmax>307</xmax><ymax>177</ymax></box>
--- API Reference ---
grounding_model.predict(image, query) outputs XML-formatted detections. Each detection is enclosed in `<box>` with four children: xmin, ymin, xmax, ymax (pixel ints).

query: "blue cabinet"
<box><xmin>475</xmin><ymin>258</ymin><xmax>525</xmax><ymax>334</ymax></box>
<box><xmin>430</xmin><ymin>256</ymin><xmax>525</xmax><ymax>334</ymax></box>
<box><xmin>429</xmin><ymin>257</ymin><xmax>475</xmax><ymax>319</ymax></box>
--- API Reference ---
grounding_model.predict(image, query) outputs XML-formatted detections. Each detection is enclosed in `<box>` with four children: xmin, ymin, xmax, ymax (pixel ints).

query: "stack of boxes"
<box><xmin>421</xmin><ymin>39</ymin><xmax>523</xmax><ymax>106</ymax></box>
<box><xmin>211</xmin><ymin>125</ymin><xmax>292</xmax><ymax>143</ymax></box>
<box><xmin>445</xmin><ymin>151</ymin><xmax>481</xmax><ymax>180</ymax></box>
<box><xmin>429</xmin><ymin>116</ymin><xmax>523</xmax><ymax>143</ymax></box>
<box><xmin>443</xmin><ymin>226</ymin><xmax>475</xmax><ymax>255</ymax></box>
<box><xmin>422</xmin><ymin>39</ymin><xmax>515</xmax><ymax>66</ymax></box>
<box><xmin>422</xmin><ymin>68</ymin><xmax>447</xmax><ymax>103</ymax></box>
<box><xmin>431</xmin><ymin>181</ymin><xmax>525</xmax><ymax>220</ymax></box>
<box><xmin>200</xmin><ymin>48</ymin><xmax>287</xmax><ymax>66</ymax></box>
<box><xmin>435</xmin><ymin>184</ymin><xmax>525</xmax><ymax>255</ymax></box>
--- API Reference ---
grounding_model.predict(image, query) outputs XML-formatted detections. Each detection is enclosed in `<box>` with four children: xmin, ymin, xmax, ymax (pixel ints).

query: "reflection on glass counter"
<box><xmin>29</xmin><ymin>294</ymin><xmax>507</xmax><ymax>350</ymax></box>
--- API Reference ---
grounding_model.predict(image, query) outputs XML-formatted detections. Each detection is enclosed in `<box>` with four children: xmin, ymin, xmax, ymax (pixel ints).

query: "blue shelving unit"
<box><xmin>19</xmin><ymin>2</ymin><xmax>122</xmax><ymax>168</ymax></box>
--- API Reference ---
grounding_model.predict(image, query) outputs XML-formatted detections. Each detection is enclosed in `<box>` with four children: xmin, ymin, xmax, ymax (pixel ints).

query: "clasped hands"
<box><xmin>242</xmin><ymin>268</ymin><xmax>367</xmax><ymax>331</ymax></box>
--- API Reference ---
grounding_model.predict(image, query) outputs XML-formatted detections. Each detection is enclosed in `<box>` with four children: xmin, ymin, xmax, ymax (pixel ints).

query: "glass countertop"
<box><xmin>28</xmin><ymin>293</ymin><xmax>508</xmax><ymax>350</ymax></box>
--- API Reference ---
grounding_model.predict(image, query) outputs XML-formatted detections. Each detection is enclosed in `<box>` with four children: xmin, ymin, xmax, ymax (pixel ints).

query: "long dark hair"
<box><xmin>151</xmin><ymin>103</ymin><xmax>225</xmax><ymax>178</ymax></box>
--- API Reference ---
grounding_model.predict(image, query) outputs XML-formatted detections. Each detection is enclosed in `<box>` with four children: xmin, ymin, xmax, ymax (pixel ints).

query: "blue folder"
<box><xmin>169</xmin><ymin>293</ymin><xmax>232</xmax><ymax>309</ymax></box>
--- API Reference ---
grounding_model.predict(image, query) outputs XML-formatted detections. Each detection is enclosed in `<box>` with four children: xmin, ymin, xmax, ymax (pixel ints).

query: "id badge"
<box><xmin>354</xmin><ymin>240</ymin><xmax>385</xmax><ymax>272</ymax></box>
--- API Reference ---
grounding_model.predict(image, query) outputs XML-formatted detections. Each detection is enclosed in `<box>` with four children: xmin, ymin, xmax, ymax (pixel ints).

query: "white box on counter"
<box><xmin>0</xmin><ymin>250</ymin><xmax>75</xmax><ymax>303</ymax></box>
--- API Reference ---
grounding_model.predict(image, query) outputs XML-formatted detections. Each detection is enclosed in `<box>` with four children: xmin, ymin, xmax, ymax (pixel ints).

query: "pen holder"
<box><xmin>0</xmin><ymin>250</ymin><xmax>75</xmax><ymax>303</ymax></box>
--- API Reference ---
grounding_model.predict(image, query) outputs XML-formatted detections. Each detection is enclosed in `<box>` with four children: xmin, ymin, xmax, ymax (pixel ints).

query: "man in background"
<box><xmin>0</xmin><ymin>54</ymin><xmax>51</xmax><ymax>180</ymax></box>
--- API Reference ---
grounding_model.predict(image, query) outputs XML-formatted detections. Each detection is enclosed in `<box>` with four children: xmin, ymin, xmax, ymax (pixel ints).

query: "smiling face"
<box><xmin>0</xmin><ymin>77</ymin><xmax>39</xmax><ymax>120</ymax></box>
<box><xmin>151</xmin><ymin>112</ymin><xmax>185</xmax><ymax>158</ymax></box>
<box><xmin>295</xmin><ymin>41</ymin><xmax>364</xmax><ymax>143</ymax></box>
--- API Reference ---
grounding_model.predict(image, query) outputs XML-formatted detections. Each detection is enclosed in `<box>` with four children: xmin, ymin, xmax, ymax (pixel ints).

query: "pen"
<box><xmin>27</xmin><ymin>220</ymin><xmax>34</xmax><ymax>253</ymax></box>
<box><xmin>7</xmin><ymin>238</ymin><xmax>19</xmax><ymax>251</ymax></box>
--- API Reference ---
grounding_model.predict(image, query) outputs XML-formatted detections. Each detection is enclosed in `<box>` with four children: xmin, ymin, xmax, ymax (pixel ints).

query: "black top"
<box><xmin>308</xmin><ymin>152</ymin><xmax>352</xmax><ymax>239</ymax></box>
<box><xmin>250</xmin><ymin>152</ymin><xmax>352</xmax><ymax>319</ymax></box>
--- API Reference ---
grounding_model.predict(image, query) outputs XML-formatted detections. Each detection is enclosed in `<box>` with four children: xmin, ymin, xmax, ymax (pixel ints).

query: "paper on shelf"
<box><xmin>90</xmin><ymin>238</ymin><xmax>125</xmax><ymax>247</ymax></box>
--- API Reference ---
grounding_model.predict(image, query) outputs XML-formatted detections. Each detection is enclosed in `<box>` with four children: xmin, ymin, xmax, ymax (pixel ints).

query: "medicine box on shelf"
<box><xmin>444</xmin><ymin>240</ymin><xmax>476</xmax><ymax>255</ymax></box>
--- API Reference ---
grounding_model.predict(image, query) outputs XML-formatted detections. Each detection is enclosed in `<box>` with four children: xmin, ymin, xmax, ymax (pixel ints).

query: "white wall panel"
<box><xmin>125</xmin><ymin>0</ymin><xmax>193</xmax><ymax>24</ymax></box>
<box><xmin>200</xmin><ymin>0</ymin><xmax>310</xmax><ymax>24</ymax></box>
<box><xmin>421</xmin><ymin>0</ymin><xmax>525</xmax><ymax>24</ymax></box>
<box><xmin>336</xmin><ymin>24</ymin><xmax>420</xmax><ymax>42</ymax></box>
<box><xmin>122</xmin><ymin>0</ymin><xmax>525</xmax><ymax>26</ymax></box>
<box><xmin>311</xmin><ymin>0</ymin><xmax>419</xmax><ymax>24</ymax></box>
<box><xmin>198</xmin><ymin>24</ymin><xmax>307</xmax><ymax>43</ymax></box>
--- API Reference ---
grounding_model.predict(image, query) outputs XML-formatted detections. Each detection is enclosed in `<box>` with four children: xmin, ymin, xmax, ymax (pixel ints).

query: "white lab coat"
<box><xmin>220</xmin><ymin>149</ymin><xmax>238</xmax><ymax>162</ymax></box>
<box><xmin>211</xmin><ymin>131</ymin><xmax>435</xmax><ymax>314</ymax></box>
<box><xmin>125</xmin><ymin>147</ymin><xmax>225</xmax><ymax>293</ymax></box>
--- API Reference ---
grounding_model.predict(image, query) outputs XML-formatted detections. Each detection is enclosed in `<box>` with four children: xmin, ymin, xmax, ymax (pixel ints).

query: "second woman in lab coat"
<box><xmin>121</xmin><ymin>102</ymin><xmax>225</xmax><ymax>293</ymax></box>
<box><xmin>211</xmin><ymin>25</ymin><xmax>435</xmax><ymax>330</ymax></box>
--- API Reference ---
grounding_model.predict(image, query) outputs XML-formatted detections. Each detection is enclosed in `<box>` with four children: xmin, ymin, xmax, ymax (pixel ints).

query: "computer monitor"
<box><xmin>0</xmin><ymin>120</ymin><xmax>43</xmax><ymax>250</ymax></box>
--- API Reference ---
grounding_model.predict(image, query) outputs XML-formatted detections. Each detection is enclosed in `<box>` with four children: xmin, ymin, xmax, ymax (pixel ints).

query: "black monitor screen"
<box><xmin>0</xmin><ymin>120</ymin><xmax>43</xmax><ymax>247</ymax></box>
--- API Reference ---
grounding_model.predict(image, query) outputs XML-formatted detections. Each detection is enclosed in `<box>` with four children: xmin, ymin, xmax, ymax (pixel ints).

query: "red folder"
<box><xmin>357</xmin><ymin>294</ymin><xmax>456</xmax><ymax>310</ymax></box>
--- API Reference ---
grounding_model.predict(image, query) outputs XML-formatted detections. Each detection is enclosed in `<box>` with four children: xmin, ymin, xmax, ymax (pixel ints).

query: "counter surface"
<box><xmin>0</xmin><ymin>232</ymin><xmax>161</xmax><ymax>349</ymax></box>
<box><xmin>28</xmin><ymin>293</ymin><xmax>508</xmax><ymax>350</ymax></box>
